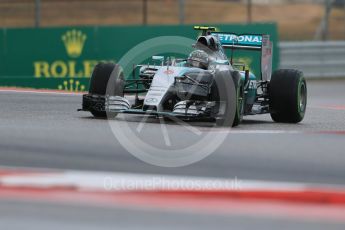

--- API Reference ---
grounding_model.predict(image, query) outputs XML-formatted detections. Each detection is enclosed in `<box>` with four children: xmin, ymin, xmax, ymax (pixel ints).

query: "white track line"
<box><xmin>200</xmin><ymin>129</ymin><xmax>303</xmax><ymax>134</ymax></box>
<box><xmin>0</xmin><ymin>88</ymin><xmax>82</xmax><ymax>96</ymax></box>
<box><xmin>0</xmin><ymin>89</ymin><xmax>140</xmax><ymax>101</ymax></box>
<box><xmin>0</xmin><ymin>167</ymin><xmax>344</xmax><ymax>192</ymax></box>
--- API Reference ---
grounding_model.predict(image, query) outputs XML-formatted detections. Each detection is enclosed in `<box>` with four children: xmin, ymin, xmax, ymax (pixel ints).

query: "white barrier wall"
<box><xmin>279</xmin><ymin>41</ymin><xmax>345</xmax><ymax>78</ymax></box>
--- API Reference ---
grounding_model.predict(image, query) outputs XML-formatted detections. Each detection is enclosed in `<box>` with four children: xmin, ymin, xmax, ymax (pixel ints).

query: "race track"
<box><xmin>1</xmin><ymin>199</ymin><xmax>345</xmax><ymax>230</ymax></box>
<box><xmin>0</xmin><ymin>80</ymin><xmax>345</xmax><ymax>184</ymax></box>
<box><xmin>1</xmin><ymin>80</ymin><xmax>345</xmax><ymax>229</ymax></box>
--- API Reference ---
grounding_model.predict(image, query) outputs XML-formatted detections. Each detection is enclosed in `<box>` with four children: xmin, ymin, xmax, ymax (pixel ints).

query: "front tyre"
<box><xmin>232</xmin><ymin>71</ymin><xmax>244</xmax><ymax>127</ymax></box>
<box><xmin>269</xmin><ymin>69</ymin><xmax>307</xmax><ymax>123</ymax></box>
<box><xmin>86</xmin><ymin>62</ymin><xmax>124</xmax><ymax>118</ymax></box>
<box><xmin>213</xmin><ymin>70</ymin><xmax>237</xmax><ymax>127</ymax></box>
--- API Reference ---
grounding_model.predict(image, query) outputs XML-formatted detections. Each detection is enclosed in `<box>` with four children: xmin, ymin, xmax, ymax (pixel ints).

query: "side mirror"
<box><xmin>211</xmin><ymin>59</ymin><xmax>229</xmax><ymax>65</ymax></box>
<box><xmin>152</xmin><ymin>56</ymin><xmax>164</xmax><ymax>61</ymax></box>
<box><xmin>152</xmin><ymin>56</ymin><xmax>164</xmax><ymax>66</ymax></box>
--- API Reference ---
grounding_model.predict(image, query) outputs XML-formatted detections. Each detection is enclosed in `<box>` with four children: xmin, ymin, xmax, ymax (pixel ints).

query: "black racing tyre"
<box><xmin>232</xmin><ymin>71</ymin><xmax>244</xmax><ymax>127</ymax></box>
<box><xmin>269</xmin><ymin>69</ymin><xmax>307</xmax><ymax>123</ymax></box>
<box><xmin>90</xmin><ymin>110</ymin><xmax>106</xmax><ymax>118</ymax></box>
<box><xmin>88</xmin><ymin>62</ymin><xmax>124</xmax><ymax>118</ymax></box>
<box><xmin>89</xmin><ymin>62</ymin><xmax>116</xmax><ymax>95</ymax></box>
<box><xmin>213</xmin><ymin>70</ymin><xmax>237</xmax><ymax>127</ymax></box>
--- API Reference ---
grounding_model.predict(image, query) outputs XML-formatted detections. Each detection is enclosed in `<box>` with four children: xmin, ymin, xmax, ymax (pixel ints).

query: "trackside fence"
<box><xmin>280</xmin><ymin>41</ymin><xmax>345</xmax><ymax>79</ymax></box>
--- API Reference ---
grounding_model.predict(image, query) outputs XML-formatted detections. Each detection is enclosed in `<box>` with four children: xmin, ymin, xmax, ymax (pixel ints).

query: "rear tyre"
<box><xmin>269</xmin><ymin>69</ymin><xmax>307</xmax><ymax>123</ymax></box>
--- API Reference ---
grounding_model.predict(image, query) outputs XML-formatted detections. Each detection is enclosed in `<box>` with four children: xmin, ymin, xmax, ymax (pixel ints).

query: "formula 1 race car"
<box><xmin>81</xmin><ymin>26</ymin><xmax>307</xmax><ymax>127</ymax></box>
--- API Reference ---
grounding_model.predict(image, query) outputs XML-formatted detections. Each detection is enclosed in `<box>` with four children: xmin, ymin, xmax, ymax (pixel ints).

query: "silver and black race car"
<box><xmin>81</xmin><ymin>26</ymin><xmax>307</xmax><ymax>127</ymax></box>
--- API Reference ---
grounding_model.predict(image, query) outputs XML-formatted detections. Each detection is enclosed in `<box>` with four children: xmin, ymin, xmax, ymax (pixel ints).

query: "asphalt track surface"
<box><xmin>1</xmin><ymin>80</ymin><xmax>345</xmax><ymax>229</ymax></box>
<box><xmin>1</xmin><ymin>199</ymin><xmax>345</xmax><ymax>230</ymax></box>
<box><xmin>1</xmin><ymin>80</ymin><xmax>345</xmax><ymax>184</ymax></box>
<box><xmin>1</xmin><ymin>197</ymin><xmax>345</xmax><ymax>230</ymax></box>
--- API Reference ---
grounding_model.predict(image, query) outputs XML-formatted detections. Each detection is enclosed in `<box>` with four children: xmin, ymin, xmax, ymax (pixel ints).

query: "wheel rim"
<box><xmin>299</xmin><ymin>81</ymin><xmax>307</xmax><ymax>113</ymax></box>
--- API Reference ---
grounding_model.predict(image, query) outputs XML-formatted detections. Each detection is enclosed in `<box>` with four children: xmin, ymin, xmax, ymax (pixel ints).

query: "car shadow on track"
<box><xmin>80</xmin><ymin>114</ymin><xmax>217</xmax><ymax>127</ymax></box>
<box><xmin>241</xmin><ymin>119</ymin><xmax>274</xmax><ymax>125</ymax></box>
<box><xmin>80</xmin><ymin>114</ymin><xmax>279</xmax><ymax>128</ymax></box>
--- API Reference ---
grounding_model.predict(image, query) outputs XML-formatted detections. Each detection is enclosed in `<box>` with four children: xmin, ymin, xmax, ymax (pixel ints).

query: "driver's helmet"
<box><xmin>187</xmin><ymin>50</ymin><xmax>209</xmax><ymax>70</ymax></box>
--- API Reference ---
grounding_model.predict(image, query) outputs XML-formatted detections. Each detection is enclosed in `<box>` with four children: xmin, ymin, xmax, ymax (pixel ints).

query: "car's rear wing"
<box><xmin>211</xmin><ymin>32</ymin><xmax>273</xmax><ymax>81</ymax></box>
